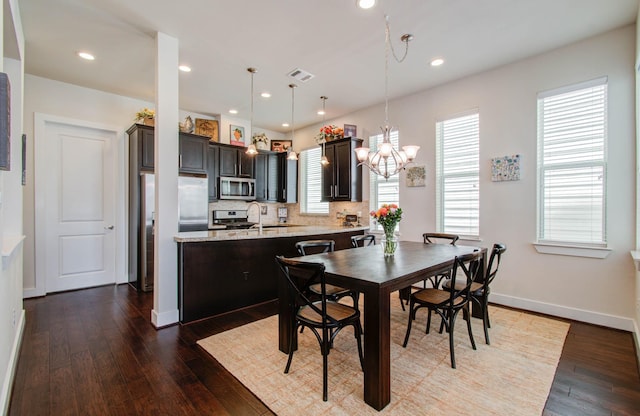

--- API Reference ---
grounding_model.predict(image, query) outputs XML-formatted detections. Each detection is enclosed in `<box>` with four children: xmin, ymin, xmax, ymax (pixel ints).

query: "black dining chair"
<box><xmin>276</xmin><ymin>255</ymin><xmax>364</xmax><ymax>401</ymax></box>
<box><xmin>441</xmin><ymin>243</ymin><xmax>506</xmax><ymax>344</ymax></box>
<box><xmin>351</xmin><ymin>234</ymin><xmax>376</xmax><ymax>248</ymax></box>
<box><xmin>402</xmin><ymin>250</ymin><xmax>482</xmax><ymax>369</ymax></box>
<box><xmin>296</xmin><ymin>240</ymin><xmax>359</xmax><ymax>307</ymax></box>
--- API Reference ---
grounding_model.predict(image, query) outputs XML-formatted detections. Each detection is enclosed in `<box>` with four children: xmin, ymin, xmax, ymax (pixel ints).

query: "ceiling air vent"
<box><xmin>287</xmin><ymin>68</ymin><xmax>315</xmax><ymax>83</ymax></box>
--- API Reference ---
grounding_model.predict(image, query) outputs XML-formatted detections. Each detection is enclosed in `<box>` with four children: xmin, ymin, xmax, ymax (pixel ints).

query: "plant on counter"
<box><xmin>316</xmin><ymin>124</ymin><xmax>344</xmax><ymax>143</ymax></box>
<box><xmin>371</xmin><ymin>204</ymin><xmax>402</xmax><ymax>256</ymax></box>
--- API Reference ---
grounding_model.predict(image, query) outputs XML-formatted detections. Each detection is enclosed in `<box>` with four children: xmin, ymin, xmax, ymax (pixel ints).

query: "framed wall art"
<box><xmin>344</xmin><ymin>124</ymin><xmax>357</xmax><ymax>138</ymax></box>
<box><xmin>491</xmin><ymin>154</ymin><xmax>521</xmax><ymax>181</ymax></box>
<box><xmin>195</xmin><ymin>118</ymin><xmax>219</xmax><ymax>142</ymax></box>
<box><xmin>406</xmin><ymin>165</ymin><xmax>426</xmax><ymax>187</ymax></box>
<box><xmin>271</xmin><ymin>140</ymin><xmax>292</xmax><ymax>152</ymax></box>
<box><xmin>230</xmin><ymin>125</ymin><xmax>245</xmax><ymax>146</ymax></box>
<box><xmin>0</xmin><ymin>72</ymin><xmax>10</xmax><ymax>171</ymax></box>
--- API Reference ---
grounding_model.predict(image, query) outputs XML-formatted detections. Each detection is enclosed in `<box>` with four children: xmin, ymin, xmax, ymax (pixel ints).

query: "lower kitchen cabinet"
<box><xmin>177</xmin><ymin>230</ymin><xmax>363</xmax><ymax>323</ymax></box>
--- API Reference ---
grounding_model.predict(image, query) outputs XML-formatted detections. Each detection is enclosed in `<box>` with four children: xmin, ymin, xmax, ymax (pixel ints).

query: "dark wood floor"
<box><xmin>8</xmin><ymin>284</ymin><xmax>640</xmax><ymax>415</ymax></box>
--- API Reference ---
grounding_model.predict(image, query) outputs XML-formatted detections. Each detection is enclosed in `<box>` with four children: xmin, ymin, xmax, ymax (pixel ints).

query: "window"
<box><xmin>369</xmin><ymin>130</ymin><xmax>400</xmax><ymax>230</ymax></box>
<box><xmin>436</xmin><ymin>112</ymin><xmax>480</xmax><ymax>237</ymax></box>
<box><xmin>537</xmin><ymin>78</ymin><xmax>607</xmax><ymax>245</ymax></box>
<box><xmin>300</xmin><ymin>147</ymin><xmax>329</xmax><ymax>214</ymax></box>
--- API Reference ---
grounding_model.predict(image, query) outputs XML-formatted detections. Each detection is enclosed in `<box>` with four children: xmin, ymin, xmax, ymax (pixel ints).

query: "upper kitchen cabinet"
<box><xmin>277</xmin><ymin>152</ymin><xmax>298</xmax><ymax>203</ymax></box>
<box><xmin>126</xmin><ymin>124</ymin><xmax>209</xmax><ymax>175</ymax></box>
<box><xmin>320</xmin><ymin>136</ymin><xmax>362</xmax><ymax>202</ymax></box>
<box><xmin>219</xmin><ymin>144</ymin><xmax>255</xmax><ymax>178</ymax></box>
<box><xmin>179</xmin><ymin>132</ymin><xmax>209</xmax><ymax>174</ymax></box>
<box><xmin>255</xmin><ymin>150</ymin><xmax>278</xmax><ymax>202</ymax></box>
<box><xmin>207</xmin><ymin>144</ymin><xmax>219</xmax><ymax>202</ymax></box>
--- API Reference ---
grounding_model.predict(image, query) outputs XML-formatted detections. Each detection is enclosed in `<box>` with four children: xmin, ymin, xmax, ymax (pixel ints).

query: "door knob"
<box><xmin>105</xmin><ymin>225</ymin><xmax>114</xmax><ymax>230</ymax></box>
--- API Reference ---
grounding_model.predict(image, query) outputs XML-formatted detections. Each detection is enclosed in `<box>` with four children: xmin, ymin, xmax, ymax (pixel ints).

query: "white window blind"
<box><xmin>300</xmin><ymin>147</ymin><xmax>329</xmax><ymax>214</ymax></box>
<box><xmin>436</xmin><ymin>112</ymin><xmax>480</xmax><ymax>237</ymax></box>
<box><xmin>537</xmin><ymin>78</ymin><xmax>607</xmax><ymax>245</ymax></box>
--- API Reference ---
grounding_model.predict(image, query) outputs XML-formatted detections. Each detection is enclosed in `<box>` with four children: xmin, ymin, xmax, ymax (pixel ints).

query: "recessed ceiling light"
<box><xmin>430</xmin><ymin>58</ymin><xmax>444</xmax><ymax>67</ymax></box>
<box><xmin>282</xmin><ymin>123</ymin><xmax>289</xmax><ymax>127</ymax></box>
<box><xmin>77</xmin><ymin>51</ymin><xmax>95</xmax><ymax>61</ymax></box>
<box><xmin>261</xmin><ymin>92</ymin><xmax>271</xmax><ymax>98</ymax></box>
<box><xmin>357</xmin><ymin>0</ymin><xmax>376</xmax><ymax>9</ymax></box>
<box><xmin>178</xmin><ymin>65</ymin><xmax>192</xmax><ymax>72</ymax></box>
<box><xmin>229</xmin><ymin>109</ymin><xmax>238</xmax><ymax>114</ymax></box>
<box><xmin>317</xmin><ymin>110</ymin><xmax>325</xmax><ymax>115</ymax></box>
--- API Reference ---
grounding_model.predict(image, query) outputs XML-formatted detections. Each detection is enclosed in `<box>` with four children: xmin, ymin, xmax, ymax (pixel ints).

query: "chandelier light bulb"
<box><xmin>403</xmin><ymin>145</ymin><xmax>420</xmax><ymax>161</ymax></box>
<box><xmin>320</xmin><ymin>155</ymin><xmax>330</xmax><ymax>165</ymax></box>
<box><xmin>355</xmin><ymin>147</ymin><xmax>370</xmax><ymax>162</ymax></box>
<box><xmin>379</xmin><ymin>142</ymin><xmax>393</xmax><ymax>157</ymax></box>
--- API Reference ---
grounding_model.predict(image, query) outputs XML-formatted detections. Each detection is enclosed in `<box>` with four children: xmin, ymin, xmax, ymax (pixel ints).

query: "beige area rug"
<box><xmin>198</xmin><ymin>296</ymin><xmax>569</xmax><ymax>415</ymax></box>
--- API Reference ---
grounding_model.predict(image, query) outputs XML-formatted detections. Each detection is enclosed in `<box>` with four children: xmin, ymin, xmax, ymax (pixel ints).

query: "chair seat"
<box><xmin>309</xmin><ymin>283</ymin><xmax>351</xmax><ymax>297</ymax></box>
<box><xmin>412</xmin><ymin>288</ymin><xmax>466</xmax><ymax>308</ymax></box>
<box><xmin>442</xmin><ymin>279</ymin><xmax>483</xmax><ymax>295</ymax></box>
<box><xmin>298</xmin><ymin>301</ymin><xmax>359</xmax><ymax>325</ymax></box>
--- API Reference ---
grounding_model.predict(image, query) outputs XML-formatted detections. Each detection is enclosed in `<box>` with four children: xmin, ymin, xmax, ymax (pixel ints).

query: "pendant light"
<box><xmin>354</xmin><ymin>15</ymin><xmax>420</xmax><ymax>179</ymax></box>
<box><xmin>286</xmin><ymin>84</ymin><xmax>298</xmax><ymax>161</ymax></box>
<box><xmin>245</xmin><ymin>67</ymin><xmax>258</xmax><ymax>155</ymax></box>
<box><xmin>320</xmin><ymin>96</ymin><xmax>329</xmax><ymax>166</ymax></box>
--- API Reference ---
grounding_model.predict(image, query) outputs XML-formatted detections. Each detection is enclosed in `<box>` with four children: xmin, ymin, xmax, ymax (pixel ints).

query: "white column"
<box><xmin>152</xmin><ymin>32</ymin><xmax>180</xmax><ymax>328</ymax></box>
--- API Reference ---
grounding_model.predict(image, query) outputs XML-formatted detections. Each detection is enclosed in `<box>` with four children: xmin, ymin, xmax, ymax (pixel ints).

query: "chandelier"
<box><xmin>354</xmin><ymin>15</ymin><xmax>420</xmax><ymax>179</ymax></box>
<box><xmin>286</xmin><ymin>84</ymin><xmax>298</xmax><ymax>161</ymax></box>
<box><xmin>245</xmin><ymin>67</ymin><xmax>258</xmax><ymax>155</ymax></box>
<box><xmin>320</xmin><ymin>96</ymin><xmax>329</xmax><ymax>166</ymax></box>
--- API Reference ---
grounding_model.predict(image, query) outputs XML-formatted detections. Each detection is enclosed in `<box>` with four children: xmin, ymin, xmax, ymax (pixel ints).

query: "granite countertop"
<box><xmin>174</xmin><ymin>225</ymin><xmax>370</xmax><ymax>243</ymax></box>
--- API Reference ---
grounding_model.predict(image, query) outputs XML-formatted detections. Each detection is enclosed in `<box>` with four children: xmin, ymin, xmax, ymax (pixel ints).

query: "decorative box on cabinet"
<box><xmin>320</xmin><ymin>136</ymin><xmax>362</xmax><ymax>202</ymax></box>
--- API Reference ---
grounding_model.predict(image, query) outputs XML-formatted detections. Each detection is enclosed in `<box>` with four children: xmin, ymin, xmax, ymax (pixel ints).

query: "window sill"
<box><xmin>533</xmin><ymin>242</ymin><xmax>611</xmax><ymax>259</ymax></box>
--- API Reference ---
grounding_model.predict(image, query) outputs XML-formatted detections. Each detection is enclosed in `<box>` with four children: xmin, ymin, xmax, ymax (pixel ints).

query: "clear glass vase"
<box><xmin>381</xmin><ymin>231</ymin><xmax>397</xmax><ymax>257</ymax></box>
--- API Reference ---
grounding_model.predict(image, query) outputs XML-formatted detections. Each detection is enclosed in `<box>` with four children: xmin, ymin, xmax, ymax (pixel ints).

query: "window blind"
<box><xmin>369</xmin><ymin>131</ymin><xmax>400</xmax><ymax>230</ymax></box>
<box><xmin>537</xmin><ymin>78</ymin><xmax>607</xmax><ymax>245</ymax></box>
<box><xmin>436</xmin><ymin>112</ymin><xmax>480</xmax><ymax>237</ymax></box>
<box><xmin>300</xmin><ymin>147</ymin><xmax>329</xmax><ymax>214</ymax></box>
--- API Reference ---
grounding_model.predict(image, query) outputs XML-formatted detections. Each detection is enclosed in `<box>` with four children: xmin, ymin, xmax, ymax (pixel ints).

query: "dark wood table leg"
<box><xmin>278</xmin><ymin>272</ymin><xmax>295</xmax><ymax>353</ymax></box>
<box><xmin>363</xmin><ymin>287</ymin><xmax>391</xmax><ymax>411</ymax></box>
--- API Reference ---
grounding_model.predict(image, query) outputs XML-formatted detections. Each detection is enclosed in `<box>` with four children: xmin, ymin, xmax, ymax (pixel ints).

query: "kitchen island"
<box><xmin>176</xmin><ymin>225</ymin><xmax>368</xmax><ymax>323</ymax></box>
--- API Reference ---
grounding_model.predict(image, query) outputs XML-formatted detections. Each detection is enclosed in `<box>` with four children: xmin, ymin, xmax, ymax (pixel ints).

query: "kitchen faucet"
<box><xmin>247</xmin><ymin>201</ymin><xmax>263</xmax><ymax>233</ymax></box>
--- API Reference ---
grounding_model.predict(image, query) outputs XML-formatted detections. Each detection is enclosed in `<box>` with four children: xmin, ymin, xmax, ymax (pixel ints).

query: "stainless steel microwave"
<box><xmin>218</xmin><ymin>176</ymin><xmax>256</xmax><ymax>200</ymax></box>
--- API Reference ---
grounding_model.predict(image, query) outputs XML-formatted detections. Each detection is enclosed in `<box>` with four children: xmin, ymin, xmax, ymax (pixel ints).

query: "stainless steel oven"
<box><xmin>218</xmin><ymin>176</ymin><xmax>256</xmax><ymax>200</ymax></box>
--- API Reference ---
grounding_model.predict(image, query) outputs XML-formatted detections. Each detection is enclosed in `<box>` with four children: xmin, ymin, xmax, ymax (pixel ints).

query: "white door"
<box><xmin>39</xmin><ymin>119</ymin><xmax>116</xmax><ymax>293</ymax></box>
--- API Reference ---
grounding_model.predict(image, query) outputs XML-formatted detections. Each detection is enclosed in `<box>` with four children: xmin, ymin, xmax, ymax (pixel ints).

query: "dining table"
<box><xmin>277</xmin><ymin>240</ymin><xmax>486</xmax><ymax>411</ymax></box>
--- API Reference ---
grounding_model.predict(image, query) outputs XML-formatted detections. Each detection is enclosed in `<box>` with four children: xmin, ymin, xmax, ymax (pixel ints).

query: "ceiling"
<box><xmin>15</xmin><ymin>0</ymin><xmax>639</xmax><ymax>133</ymax></box>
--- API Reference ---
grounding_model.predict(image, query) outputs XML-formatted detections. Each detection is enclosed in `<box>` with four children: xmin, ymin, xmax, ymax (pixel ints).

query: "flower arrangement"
<box><xmin>371</xmin><ymin>204</ymin><xmax>402</xmax><ymax>256</ymax></box>
<box><xmin>135</xmin><ymin>108</ymin><xmax>155</xmax><ymax>121</ymax></box>
<box><xmin>317</xmin><ymin>125</ymin><xmax>344</xmax><ymax>143</ymax></box>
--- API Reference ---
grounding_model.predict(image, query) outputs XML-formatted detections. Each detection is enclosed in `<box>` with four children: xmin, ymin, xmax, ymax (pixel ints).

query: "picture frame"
<box><xmin>0</xmin><ymin>73</ymin><xmax>10</xmax><ymax>171</ymax></box>
<box><xmin>271</xmin><ymin>140</ymin><xmax>292</xmax><ymax>152</ymax></box>
<box><xmin>230</xmin><ymin>124</ymin><xmax>245</xmax><ymax>146</ymax></box>
<box><xmin>195</xmin><ymin>118</ymin><xmax>219</xmax><ymax>142</ymax></box>
<box><xmin>344</xmin><ymin>124</ymin><xmax>357</xmax><ymax>138</ymax></box>
<box><xmin>491</xmin><ymin>154</ymin><xmax>521</xmax><ymax>181</ymax></box>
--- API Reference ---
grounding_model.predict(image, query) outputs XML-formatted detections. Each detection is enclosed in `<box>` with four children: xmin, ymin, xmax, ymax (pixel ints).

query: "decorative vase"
<box><xmin>256</xmin><ymin>141</ymin><xmax>267</xmax><ymax>150</ymax></box>
<box><xmin>382</xmin><ymin>228</ymin><xmax>398</xmax><ymax>257</ymax></box>
<box><xmin>142</xmin><ymin>117</ymin><xmax>155</xmax><ymax>126</ymax></box>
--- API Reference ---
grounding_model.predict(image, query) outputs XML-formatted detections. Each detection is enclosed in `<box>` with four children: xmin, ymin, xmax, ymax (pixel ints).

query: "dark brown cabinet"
<box><xmin>255</xmin><ymin>151</ymin><xmax>278</xmax><ymax>202</ymax></box>
<box><xmin>179</xmin><ymin>132</ymin><xmax>209</xmax><ymax>174</ymax></box>
<box><xmin>206</xmin><ymin>144</ymin><xmax>219</xmax><ymax>202</ymax></box>
<box><xmin>320</xmin><ymin>137</ymin><xmax>362</xmax><ymax>202</ymax></box>
<box><xmin>219</xmin><ymin>144</ymin><xmax>254</xmax><ymax>178</ymax></box>
<box><xmin>126</xmin><ymin>123</ymin><xmax>209</xmax><ymax>175</ymax></box>
<box><xmin>277</xmin><ymin>152</ymin><xmax>298</xmax><ymax>203</ymax></box>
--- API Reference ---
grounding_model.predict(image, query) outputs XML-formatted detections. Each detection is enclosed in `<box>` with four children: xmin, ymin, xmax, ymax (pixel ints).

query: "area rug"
<box><xmin>198</xmin><ymin>297</ymin><xmax>569</xmax><ymax>415</ymax></box>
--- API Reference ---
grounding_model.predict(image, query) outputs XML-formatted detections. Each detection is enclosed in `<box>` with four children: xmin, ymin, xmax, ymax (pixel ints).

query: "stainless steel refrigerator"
<box><xmin>136</xmin><ymin>173</ymin><xmax>208</xmax><ymax>292</ymax></box>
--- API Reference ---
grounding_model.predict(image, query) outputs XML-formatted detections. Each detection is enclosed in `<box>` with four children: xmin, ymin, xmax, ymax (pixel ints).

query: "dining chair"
<box><xmin>296</xmin><ymin>240</ymin><xmax>359</xmax><ymax>307</ymax></box>
<box><xmin>402</xmin><ymin>250</ymin><xmax>482</xmax><ymax>369</ymax></box>
<box><xmin>441</xmin><ymin>243</ymin><xmax>506</xmax><ymax>344</ymax></box>
<box><xmin>351</xmin><ymin>234</ymin><xmax>376</xmax><ymax>248</ymax></box>
<box><xmin>275</xmin><ymin>255</ymin><xmax>364</xmax><ymax>401</ymax></box>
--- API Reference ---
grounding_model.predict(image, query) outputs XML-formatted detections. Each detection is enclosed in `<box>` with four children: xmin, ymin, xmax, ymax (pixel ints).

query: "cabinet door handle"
<box><xmin>179</xmin><ymin>154</ymin><xmax>183</xmax><ymax>168</ymax></box>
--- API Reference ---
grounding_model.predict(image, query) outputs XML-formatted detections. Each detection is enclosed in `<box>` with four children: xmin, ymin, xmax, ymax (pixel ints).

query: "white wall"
<box><xmin>1</xmin><ymin>0</ymin><xmax>25</xmax><ymax>413</ymax></box>
<box><xmin>297</xmin><ymin>25</ymin><xmax>637</xmax><ymax>330</ymax></box>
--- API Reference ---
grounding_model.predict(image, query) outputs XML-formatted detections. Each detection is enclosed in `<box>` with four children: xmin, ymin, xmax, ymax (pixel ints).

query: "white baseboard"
<box><xmin>151</xmin><ymin>308</ymin><xmax>179</xmax><ymax>328</ymax></box>
<box><xmin>491</xmin><ymin>293</ymin><xmax>636</xmax><ymax>331</ymax></box>
<box><xmin>1</xmin><ymin>309</ymin><xmax>25</xmax><ymax>415</ymax></box>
